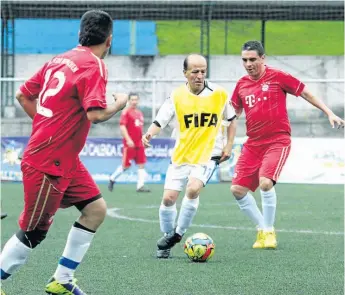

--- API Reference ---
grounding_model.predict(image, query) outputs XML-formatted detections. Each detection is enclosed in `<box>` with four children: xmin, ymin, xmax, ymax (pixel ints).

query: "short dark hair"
<box><xmin>183</xmin><ymin>53</ymin><xmax>206</xmax><ymax>71</ymax></box>
<box><xmin>128</xmin><ymin>92</ymin><xmax>139</xmax><ymax>99</ymax></box>
<box><xmin>183</xmin><ymin>56</ymin><xmax>189</xmax><ymax>71</ymax></box>
<box><xmin>242</xmin><ymin>41</ymin><xmax>265</xmax><ymax>57</ymax></box>
<box><xmin>79</xmin><ymin>10</ymin><xmax>113</xmax><ymax>46</ymax></box>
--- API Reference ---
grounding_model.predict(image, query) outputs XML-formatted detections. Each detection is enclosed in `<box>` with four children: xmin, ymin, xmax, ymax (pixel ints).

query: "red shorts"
<box><xmin>19</xmin><ymin>160</ymin><xmax>100</xmax><ymax>232</ymax></box>
<box><xmin>122</xmin><ymin>146</ymin><xmax>146</xmax><ymax>168</ymax></box>
<box><xmin>232</xmin><ymin>138</ymin><xmax>291</xmax><ymax>192</ymax></box>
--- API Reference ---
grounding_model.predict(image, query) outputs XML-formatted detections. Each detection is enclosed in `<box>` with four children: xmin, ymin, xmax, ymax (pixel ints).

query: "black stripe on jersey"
<box><xmin>153</xmin><ymin>120</ymin><xmax>161</xmax><ymax>127</ymax></box>
<box><xmin>204</xmin><ymin>80</ymin><xmax>213</xmax><ymax>91</ymax></box>
<box><xmin>211</xmin><ymin>156</ymin><xmax>221</xmax><ymax>164</ymax></box>
<box><xmin>194</xmin><ymin>80</ymin><xmax>213</xmax><ymax>96</ymax></box>
<box><xmin>196</xmin><ymin>88</ymin><xmax>205</xmax><ymax>95</ymax></box>
<box><xmin>227</xmin><ymin>115</ymin><xmax>237</xmax><ymax>122</ymax></box>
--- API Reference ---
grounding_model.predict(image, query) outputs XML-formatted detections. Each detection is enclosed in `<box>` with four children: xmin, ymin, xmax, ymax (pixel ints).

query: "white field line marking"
<box><xmin>107</xmin><ymin>207</ymin><xmax>344</xmax><ymax>236</ymax></box>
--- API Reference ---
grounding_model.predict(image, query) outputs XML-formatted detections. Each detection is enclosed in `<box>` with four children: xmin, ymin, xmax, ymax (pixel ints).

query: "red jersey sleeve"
<box><xmin>278</xmin><ymin>71</ymin><xmax>305</xmax><ymax>97</ymax></box>
<box><xmin>77</xmin><ymin>66</ymin><xmax>107</xmax><ymax>111</ymax></box>
<box><xmin>19</xmin><ymin>63</ymin><xmax>47</xmax><ymax>100</ymax></box>
<box><xmin>119</xmin><ymin>110</ymin><xmax>128</xmax><ymax>126</ymax></box>
<box><xmin>231</xmin><ymin>82</ymin><xmax>242</xmax><ymax>111</ymax></box>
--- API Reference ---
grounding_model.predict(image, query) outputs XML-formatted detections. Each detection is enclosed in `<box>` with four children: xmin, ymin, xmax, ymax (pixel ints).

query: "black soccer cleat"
<box><xmin>136</xmin><ymin>186</ymin><xmax>151</xmax><ymax>193</ymax></box>
<box><xmin>108</xmin><ymin>180</ymin><xmax>115</xmax><ymax>192</ymax></box>
<box><xmin>156</xmin><ymin>248</ymin><xmax>171</xmax><ymax>259</ymax></box>
<box><xmin>157</xmin><ymin>229</ymin><xmax>183</xmax><ymax>250</ymax></box>
<box><xmin>1</xmin><ymin>213</ymin><xmax>8</xmax><ymax>220</ymax></box>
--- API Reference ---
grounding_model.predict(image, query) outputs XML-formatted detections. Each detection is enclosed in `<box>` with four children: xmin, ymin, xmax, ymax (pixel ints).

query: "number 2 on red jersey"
<box><xmin>37</xmin><ymin>69</ymin><xmax>66</xmax><ymax>118</ymax></box>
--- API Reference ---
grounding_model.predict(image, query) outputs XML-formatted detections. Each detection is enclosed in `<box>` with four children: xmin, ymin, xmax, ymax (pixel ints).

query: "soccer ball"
<box><xmin>183</xmin><ymin>232</ymin><xmax>215</xmax><ymax>262</ymax></box>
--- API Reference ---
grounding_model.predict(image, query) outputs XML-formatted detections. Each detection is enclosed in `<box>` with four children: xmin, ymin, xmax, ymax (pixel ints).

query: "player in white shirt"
<box><xmin>142</xmin><ymin>54</ymin><xmax>237</xmax><ymax>258</ymax></box>
<box><xmin>160</xmin><ymin>91</ymin><xmax>235</xmax><ymax>164</ymax></box>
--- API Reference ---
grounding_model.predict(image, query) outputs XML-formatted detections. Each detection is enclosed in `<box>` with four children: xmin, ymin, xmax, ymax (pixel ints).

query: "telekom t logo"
<box><xmin>245</xmin><ymin>94</ymin><xmax>267</xmax><ymax>108</ymax></box>
<box><xmin>245</xmin><ymin>94</ymin><xmax>255</xmax><ymax>107</ymax></box>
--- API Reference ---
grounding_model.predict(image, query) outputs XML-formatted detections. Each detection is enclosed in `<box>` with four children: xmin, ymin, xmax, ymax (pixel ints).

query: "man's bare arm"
<box><xmin>234</xmin><ymin>108</ymin><xmax>243</xmax><ymax>118</ymax></box>
<box><xmin>120</xmin><ymin>125</ymin><xmax>134</xmax><ymax>147</ymax></box>
<box><xmin>87</xmin><ymin>93</ymin><xmax>128</xmax><ymax>124</ymax></box>
<box><xmin>219</xmin><ymin>119</ymin><xmax>237</xmax><ymax>163</ymax></box>
<box><xmin>16</xmin><ymin>91</ymin><xmax>37</xmax><ymax>120</ymax></box>
<box><xmin>142</xmin><ymin>123</ymin><xmax>161</xmax><ymax>147</ymax></box>
<box><xmin>142</xmin><ymin>96</ymin><xmax>175</xmax><ymax>147</ymax></box>
<box><xmin>300</xmin><ymin>88</ymin><xmax>344</xmax><ymax>128</ymax></box>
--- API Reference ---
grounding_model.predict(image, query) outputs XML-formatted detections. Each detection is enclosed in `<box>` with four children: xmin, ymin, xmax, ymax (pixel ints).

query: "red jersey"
<box><xmin>231</xmin><ymin>66</ymin><xmax>305</xmax><ymax>144</ymax></box>
<box><xmin>120</xmin><ymin>108</ymin><xmax>144</xmax><ymax>147</ymax></box>
<box><xmin>19</xmin><ymin>46</ymin><xmax>107</xmax><ymax>177</ymax></box>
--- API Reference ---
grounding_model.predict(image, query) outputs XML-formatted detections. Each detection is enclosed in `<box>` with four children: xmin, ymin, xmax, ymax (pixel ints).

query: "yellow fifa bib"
<box><xmin>171</xmin><ymin>85</ymin><xmax>228</xmax><ymax>165</ymax></box>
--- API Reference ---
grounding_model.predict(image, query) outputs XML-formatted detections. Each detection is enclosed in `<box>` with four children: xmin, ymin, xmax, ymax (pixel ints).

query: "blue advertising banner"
<box><xmin>1</xmin><ymin>137</ymin><xmax>220</xmax><ymax>184</ymax></box>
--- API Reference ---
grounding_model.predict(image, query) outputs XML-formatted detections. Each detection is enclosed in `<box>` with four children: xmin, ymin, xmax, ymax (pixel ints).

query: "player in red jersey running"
<box><xmin>0</xmin><ymin>10</ymin><xmax>128</xmax><ymax>295</ymax></box>
<box><xmin>230</xmin><ymin>41</ymin><xmax>344</xmax><ymax>250</ymax></box>
<box><xmin>108</xmin><ymin>92</ymin><xmax>150</xmax><ymax>193</ymax></box>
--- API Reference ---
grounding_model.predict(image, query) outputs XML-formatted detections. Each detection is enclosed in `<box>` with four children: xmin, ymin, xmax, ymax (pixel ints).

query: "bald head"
<box><xmin>183</xmin><ymin>54</ymin><xmax>207</xmax><ymax>71</ymax></box>
<box><xmin>183</xmin><ymin>54</ymin><xmax>207</xmax><ymax>94</ymax></box>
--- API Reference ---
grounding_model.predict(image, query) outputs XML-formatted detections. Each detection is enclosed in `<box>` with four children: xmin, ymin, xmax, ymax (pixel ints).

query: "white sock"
<box><xmin>137</xmin><ymin>168</ymin><xmax>146</xmax><ymax>189</ymax></box>
<box><xmin>159</xmin><ymin>203</ymin><xmax>177</xmax><ymax>233</ymax></box>
<box><xmin>176</xmin><ymin>196</ymin><xmax>199</xmax><ymax>236</ymax></box>
<box><xmin>260</xmin><ymin>187</ymin><xmax>277</xmax><ymax>232</ymax></box>
<box><xmin>0</xmin><ymin>234</ymin><xmax>32</xmax><ymax>279</ymax></box>
<box><xmin>110</xmin><ymin>166</ymin><xmax>124</xmax><ymax>182</ymax></box>
<box><xmin>54</xmin><ymin>223</ymin><xmax>95</xmax><ymax>283</ymax></box>
<box><xmin>236</xmin><ymin>193</ymin><xmax>265</xmax><ymax>230</ymax></box>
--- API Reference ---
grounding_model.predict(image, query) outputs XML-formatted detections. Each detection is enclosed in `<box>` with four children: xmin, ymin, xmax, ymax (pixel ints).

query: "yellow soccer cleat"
<box><xmin>1</xmin><ymin>289</ymin><xmax>6</xmax><ymax>295</ymax></box>
<box><xmin>252</xmin><ymin>230</ymin><xmax>265</xmax><ymax>249</ymax></box>
<box><xmin>45</xmin><ymin>277</ymin><xmax>87</xmax><ymax>295</ymax></box>
<box><xmin>263</xmin><ymin>230</ymin><xmax>277</xmax><ymax>249</ymax></box>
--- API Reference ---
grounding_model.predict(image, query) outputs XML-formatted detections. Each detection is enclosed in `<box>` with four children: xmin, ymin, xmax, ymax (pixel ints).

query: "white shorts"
<box><xmin>164</xmin><ymin>160</ymin><xmax>217</xmax><ymax>191</ymax></box>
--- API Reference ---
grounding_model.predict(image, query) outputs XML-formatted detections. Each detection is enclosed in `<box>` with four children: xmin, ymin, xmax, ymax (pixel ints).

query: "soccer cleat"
<box><xmin>1</xmin><ymin>289</ymin><xmax>6</xmax><ymax>295</ymax></box>
<box><xmin>45</xmin><ymin>277</ymin><xmax>87</xmax><ymax>295</ymax></box>
<box><xmin>252</xmin><ymin>230</ymin><xmax>265</xmax><ymax>249</ymax></box>
<box><xmin>108</xmin><ymin>180</ymin><xmax>115</xmax><ymax>192</ymax></box>
<box><xmin>263</xmin><ymin>230</ymin><xmax>277</xmax><ymax>249</ymax></box>
<box><xmin>156</xmin><ymin>248</ymin><xmax>171</xmax><ymax>259</ymax></box>
<box><xmin>157</xmin><ymin>229</ymin><xmax>182</xmax><ymax>250</ymax></box>
<box><xmin>136</xmin><ymin>186</ymin><xmax>151</xmax><ymax>193</ymax></box>
<box><xmin>1</xmin><ymin>213</ymin><xmax>8</xmax><ymax>220</ymax></box>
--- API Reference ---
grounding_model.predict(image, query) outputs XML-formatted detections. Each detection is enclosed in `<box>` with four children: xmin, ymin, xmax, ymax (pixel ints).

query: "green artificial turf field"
<box><xmin>1</xmin><ymin>182</ymin><xmax>343</xmax><ymax>294</ymax></box>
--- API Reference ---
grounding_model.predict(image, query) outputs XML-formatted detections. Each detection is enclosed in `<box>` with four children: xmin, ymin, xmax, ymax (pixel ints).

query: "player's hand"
<box><xmin>219</xmin><ymin>144</ymin><xmax>233</xmax><ymax>163</ymax></box>
<box><xmin>142</xmin><ymin>133</ymin><xmax>152</xmax><ymax>148</ymax></box>
<box><xmin>126</xmin><ymin>138</ymin><xmax>135</xmax><ymax>148</ymax></box>
<box><xmin>112</xmin><ymin>93</ymin><xmax>128</xmax><ymax>111</ymax></box>
<box><xmin>328</xmin><ymin>113</ymin><xmax>345</xmax><ymax>129</ymax></box>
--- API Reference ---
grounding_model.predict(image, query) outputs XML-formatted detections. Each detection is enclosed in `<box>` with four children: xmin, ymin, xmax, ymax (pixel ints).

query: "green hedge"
<box><xmin>157</xmin><ymin>21</ymin><xmax>344</xmax><ymax>55</ymax></box>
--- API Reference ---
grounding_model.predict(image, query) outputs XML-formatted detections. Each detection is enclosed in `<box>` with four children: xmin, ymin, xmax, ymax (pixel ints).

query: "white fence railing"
<box><xmin>1</xmin><ymin>77</ymin><xmax>344</xmax><ymax>121</ymax></box>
